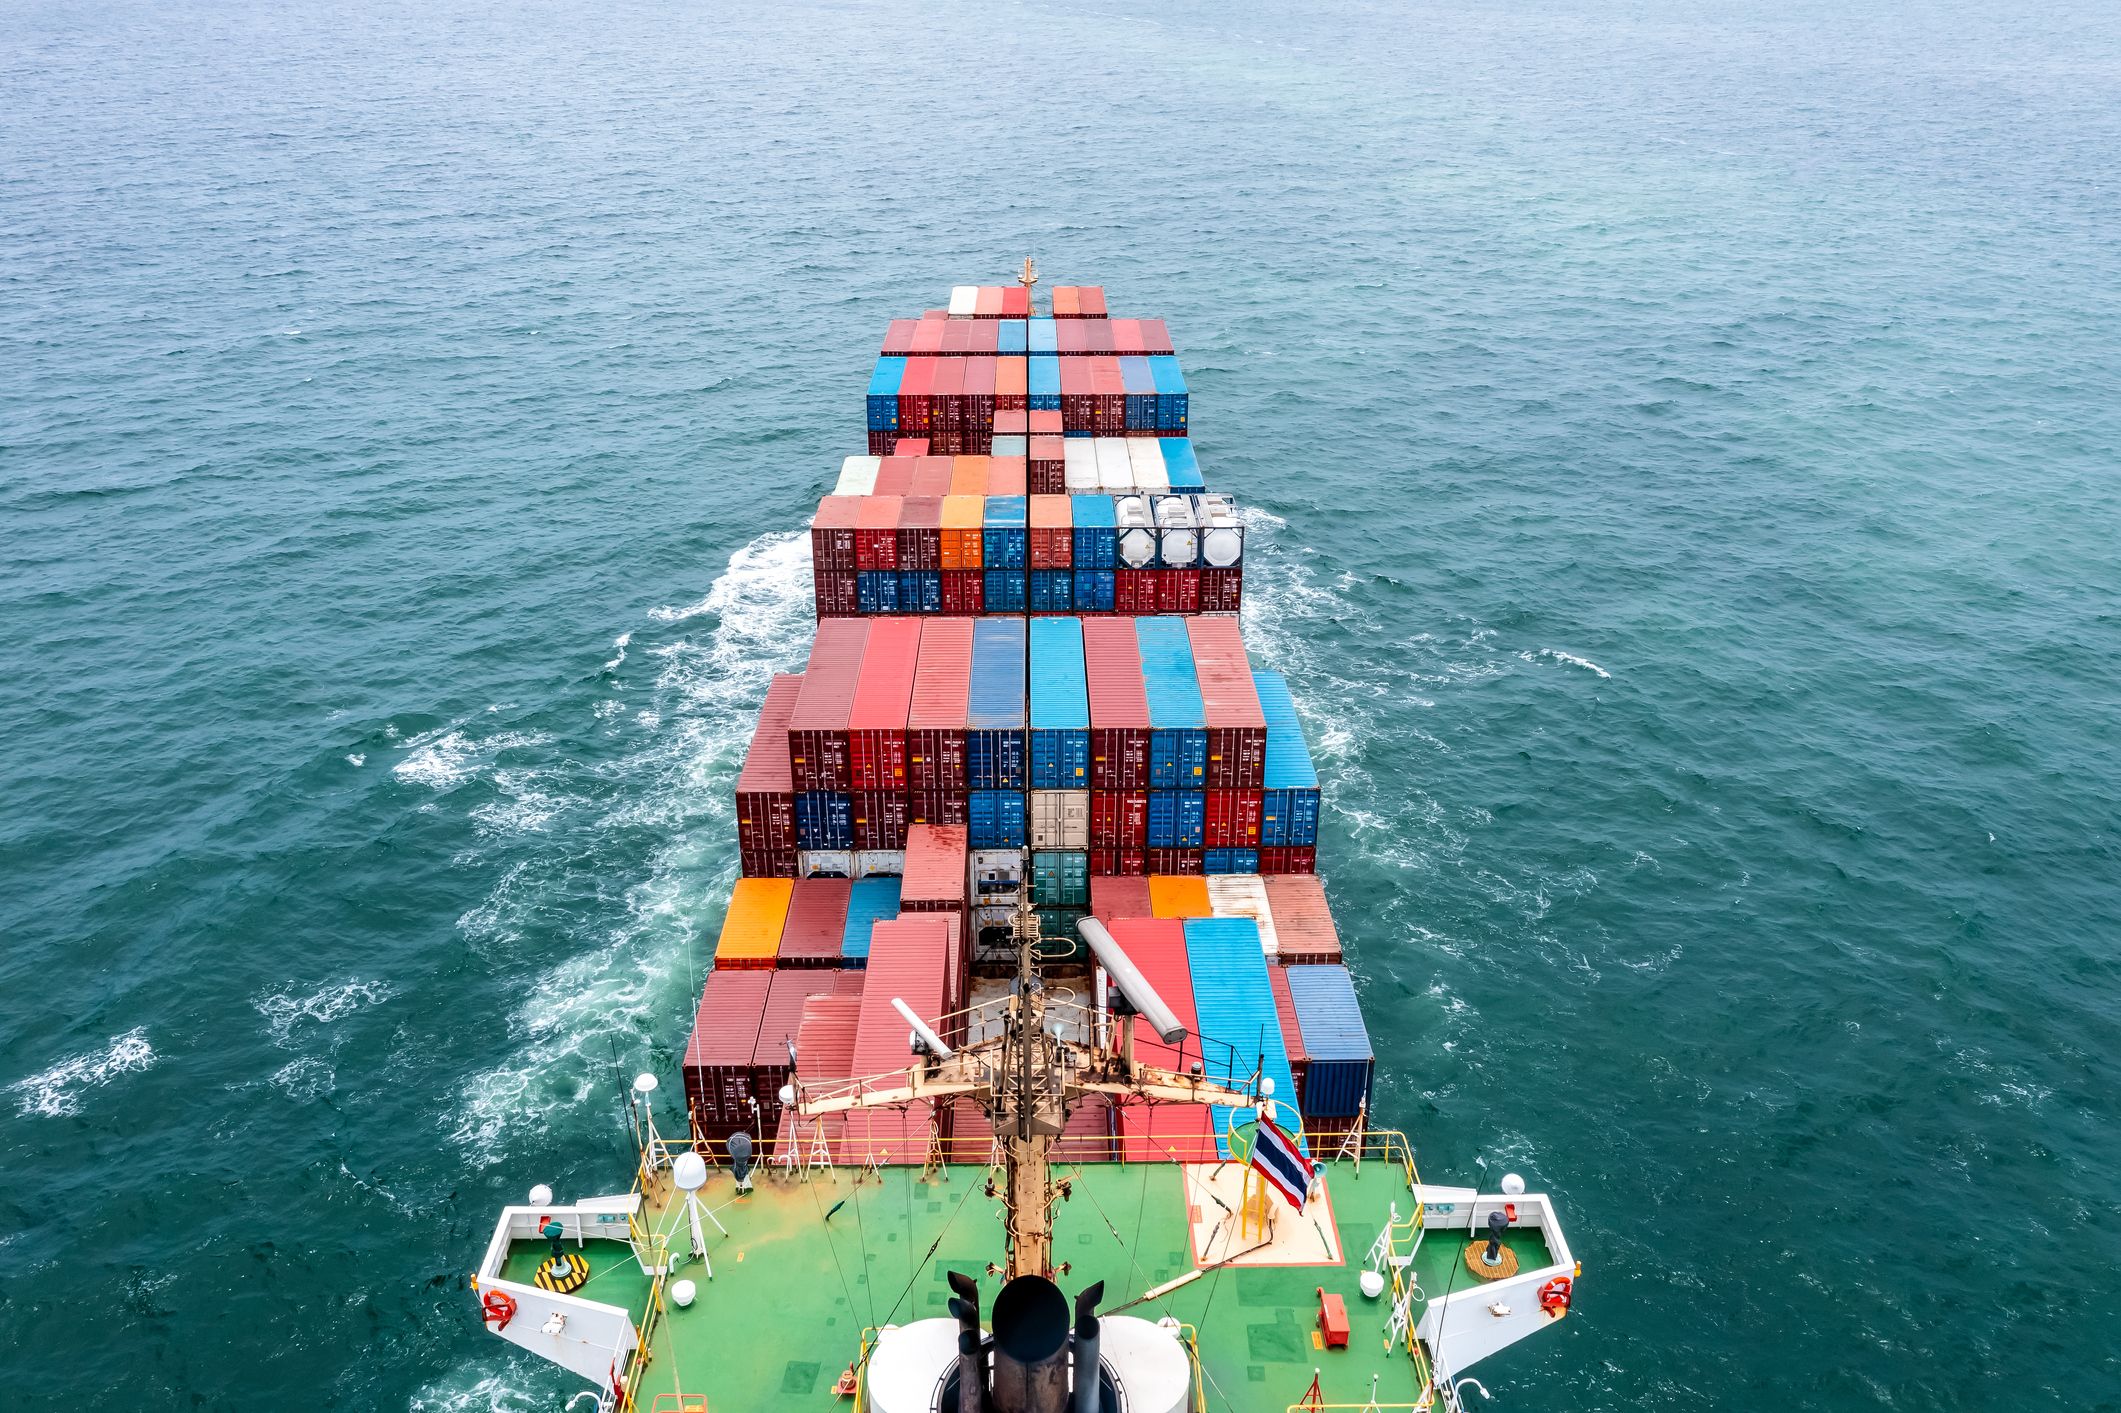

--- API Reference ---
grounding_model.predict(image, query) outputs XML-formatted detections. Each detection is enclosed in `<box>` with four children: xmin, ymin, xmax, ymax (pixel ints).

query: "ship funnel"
<box><xmin>1078</xmin><ymin>919</ymin><xmax>1187</xmax><ymax>1045</ymax></box>
<box><xmin>948</xmin><ymin>1271</ymin><xmax>985</xmax><ymax>1413</ymax></box>
<box><xmin>988</xmin><ymin>1275</ymin><xmax>1071</xmax><ymax>1413</ymax></box>
<box><xmin>1070</xmin><ymin>1281</ymin><xmax>1104</xmax><ymax>1413</ymax></box>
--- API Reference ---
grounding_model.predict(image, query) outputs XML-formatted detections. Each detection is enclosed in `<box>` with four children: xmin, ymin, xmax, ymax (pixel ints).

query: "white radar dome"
<box><xmin>1500</xmin><ymin>1173</ymin><xmax>1526</xmax><ymax>1197</ymax></box>
<box><xmin>527</xmin><ymin>1184</ymin><xmax>553</xmax><ymax>1206</ymax></box>
<box><xmin>670</xmin><ymin>1279</ymin><xmax>698</xmax><ymax>1308</ymax></box>
<box><xmin>672</xmin><ymin>1151</ymin><xmax>708</xmax><ymax>1192</ymax></box>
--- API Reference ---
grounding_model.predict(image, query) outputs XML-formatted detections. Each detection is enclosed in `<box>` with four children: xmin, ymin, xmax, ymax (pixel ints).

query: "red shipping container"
<box><xmin>1114</xmin><ymin>569</ymin><xmax>1158</xmax><ymax>615</ymax></box>
<box><xmin>898</xmin><ymin>357</ymin><xmax>937</xmax><ymax>435</ymax></box>
<box><xmin>1059</xmin><ymin>357</ymin><xmax>1092</xmax><ymax>432</ymax></box>
<box><xmin>1029</xmin><ymin>410</ymin><xmax>1063</xmax><ymax>435</ymax></box>
<box><xmin>1139</xmin><ymin>319</ymin><xmax>1173</xmax><ymax>355</ymax></box>
<box><xmin>848</xmin><ymin>617</ymin><xmax>920</xmax><ymax>790</ymax></box>
<box><xmin>844</xmin><ymin>915</ymin><xmax>954</xmax><ymax>1163</ymax></box>
<box><xmin>855</xmin><ymin>495</ymin><xmax>902</xmax><ymax>571</ymax></box>
<box><xmin>814</xmin><ymin>570</ymin><xmax>859</xmax><ymax>620</ymax></box>
<box><xmin>1103</xmin><ymin>917</ymin><xmax>1219</xmax><ymax>1162</ymax></box>
<box><xmin>907</xmin><ymin>616</ymin><xmax>972</xmax><ymax>789</ymax></box>
<box><xmin>1090</xmin><ymin>847</ymin><xmax>1147</xmax><ymax>876</ymax></box>
<box><xmin>1263</xmin><ymin>876</ymin><xmax>1340</xmax><ymax>963</ymax></box>
<box><xmin>1084</xmin><ymin>320</ymin><xmax>1115</xmax><ymax>357</ymax></box>
<box><xmin>911</xmin><ymin>317</ymin><xmax>946</xmax><ymax>356</ymax></box>
<box><xmin>1155</xmin><ymin>568</ymin><xmax>1202</xmax><ymax>615</ymax></box>
<box><xmin>932</xmin><ymin>358</ymin><xmax>966</xmax><ymax>436</ymax></box>
<box><xmin>811</xmin><ymin>495</ymin><xmax>860</xmax><ymax>573</ymax></box>
<box><xmin>1084</xmin><ymin>617</ymin><xmax>1151</xmax><ymax>789</ymax></box>
<box><xmin>788</xmin><ymin>620</ymin><xmax>869</xmax><ymax>792</ymax></box>
<box><xmin>1108</xmin><ymin>318</ymin><xmax>1143</xmax><ymax>356</ymax></box>
<box><xmin>1051</xmin><ymin>286</ymin><xmax>1079</xmax><ymax>318</ymax></box>
<box><xmin>778</xmin><ymin>878</ymin><xmax>851</xmax><ymax>968</ymax></box>
<box><xmin>1268</xmin><ymin>963</ymin><xmax>1309</xmax><ymax>1100</ymax></box>
<box><xmin>891</xmin><ymin>438</ymin><xmax>929</xmax><ymax>458</ymax></box>
<box><xmin>851</xmin><ymin>790</ymin><xmax>909</xmax><ymax>850</ymax></box>
<box><xmin>1258</xmin><ymin>846</ymin><xmax>1319</xmax><ymax>877</ymax></box>
<box><xmin>975</xmin><ymin>285</ymin><xmax>1004</xmax><ymax>319</ymax></box>
<box><xmin>1090</xmin><ymin>874</ymin><xmax>1152</xmax><ymax>922</ymax></box>
<box><xmin>993</xmin><ymin>409</ymin><xmax>1029</xmax><ymax>436</ymax></box>
<box><xmin>882</xmin><ymin>319</ymin><xmax>918</xmax><ymax>356</ymax></box>
<box><xmin>1203</xmin><ymin>789</ymin><xmax>1265</xmax><ymax>848</ymax></box>
<box><xmin>798</xmin><ymin>993</ymin><xmax>862</xmax><ymax>1082</ymax></box>
<box><xmin>1146</xmin><ymin>847</ymin><xmax>1204</xmax><ymax>876</ymax></box>
<box><xmin>1089</xmin><ymin>357</ymin><xmax>1126</xmax><ymax>434</ymax></box>
<box><xmin>874</xmin><ymin>459</ymin><xmax>915</xmax><ymax>496</ymax></box>
<box><xmin>1199</xmin><ymin>568</ymin><xmax>1243</xmax><ymax>613</ymax></box>
<box><xmin>752</xmin><ymin>969</ymin><xmax>833</xmax><ymax>1133</ymax></box>
<box><xmin>1091</xmin><ymin>790</ymin><xmax>1149</xmax><ymax>848</ymax></box>
<box><xmin>940</xmin><ymin>318</ymin><xmax>973</xmax><ymax>355</ymax></box>
<box><xmin>898</xmin><ymin>496</ymin><xmax>943</xmax><ymax>572</ymax></box>
<box><xmin>683</xmin><ymin>969</ymin><xmax>772</xmax><ymax>1135</ymax></box>
<box><xmin>968</xmin><ymin>318</ymin><xmax>1000</xmax><ymax>353</ymax></box>
<box><xmin>965</xmin><ymin>357</ymin><xmax>997</xmax><ymax>429</ymax></box>
<box><xmin>902</xmin><ymin>823</ymin><xmax>969</xmax><ymax>912</ymax></box>
<box><xmin>1057</xmin><ymin>320</ymin><xmax>1088</xmax><ymax>356</ymax></box>
<box><xmin>1028</xmin><ymin>435</ymin><xmax>1066</xmax><ymax>495</ymax></box>
<box><xmin>1076</xmin><ymin>286</ymin><xmax>1107</xmax><ymax>318</ymax></box>
<box><xmin>737</xmin><ymin>674</ymin><xmax>802</xmax><ymax>860</ymax></box>
<box><xmin>1188</xmin><ymin>616</ymin><xmax>1267</xmax><ymax>788</ymax></box>
<box><xmin>987</xmin><ymin>456</ymin><xmax>1027</xmax><ymax>497</ymax></box>
<box><xmin>940</xmin><ymin>570</ymin><xmax>984</xmax><ymax>615</ymax></box>
<box><xmin>1001</xmin><ymin>286</ymin><xmax>1030</xmax><ymax>318</ymax></box>
<box><xmin>907</xmin><ymin>790</ymin><xmax>969</xmax><ymax>827</ymax></box>
<box><xmin>995</xmin><ymin>357</ymin><xmax>1026</xmax><ymax>415</ymax></box>
<box><xmin>909</xmin><ymin>455</ymin><xmax>954</xmax><ymax>499</ymax></box>
<box><xmin>1028</xmin><ymin>495</ymin><xmax>1073</xmax><ymax>569</ymax></box>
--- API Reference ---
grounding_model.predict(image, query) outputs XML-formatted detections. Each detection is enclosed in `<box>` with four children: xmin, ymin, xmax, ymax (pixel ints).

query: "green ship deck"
<box><xmin>499</xmin><ymin>1148</ymin><xmax>1554</xmax><ymax>1413</ymax></box>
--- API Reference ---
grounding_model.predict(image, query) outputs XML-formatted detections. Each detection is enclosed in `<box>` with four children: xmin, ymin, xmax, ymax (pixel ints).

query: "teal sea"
<box><xmin>5</xmin><ymin>0</ymin><xmax>2118</xmax><ymax>1407</ymax></box>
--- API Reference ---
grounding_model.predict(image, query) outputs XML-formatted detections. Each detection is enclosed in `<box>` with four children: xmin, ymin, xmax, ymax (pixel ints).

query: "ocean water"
<box><xmin>4</xmin><ymin>0</ymin><xmax>2119</xmax><ymax>1407</ymax></box>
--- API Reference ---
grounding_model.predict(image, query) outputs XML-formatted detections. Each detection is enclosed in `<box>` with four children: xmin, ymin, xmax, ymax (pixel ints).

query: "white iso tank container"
<box><xmin>1114</xmin><ymin>494</ymin><xmax>1159</xmax><ymax>568</ymax></box>
<box><xmin>1195</xmin><ymin>493</ymin><xmax>1245</xmax><ymax>568</ymax></box>
<box><xmin>1126</xmin><ymin>439</ymin><xmax>1169</xmax><ymax>492</ymax></box>
<box><xmin>1153</xmin><ymin>494</ymin><xmax>1199</xmax><ymax>567</ymax></box>
<box><xmin>835</xmin><ymin>455</ymin><xmax>881</xmax><ymax>497</ymax></box>
<box><xmin>1095</xmin><ymin>438</ymin><xmax>1134</xmax><ymax>491</ymax></box>
<box><xmin>948</xmin><ymin>285</ymin><xmax>979</xmax><ymax>317</ymax></box>
<box><xmin>852</xmin><ymin>850</ymin><xmax>905</xmax><ymax>879</ymax></box>
<box><xmin>1064</xmin><ymin>439</ymin><xmax>1100</xmax><ymax>492</ymax></box>
<box><xmin>1029</xmin><ymin>790</ymin><xmax>1090</xmax><ymax>849</ymax></box>
<box><xmin>1206</xmin><ymin>874</ymin><xmax>1280</xmax><ymax>956</ymax></box>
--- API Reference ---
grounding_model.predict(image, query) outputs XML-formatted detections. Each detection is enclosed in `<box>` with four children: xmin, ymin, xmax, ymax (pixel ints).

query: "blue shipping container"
<box><xmin>983</xmin><ymin>496</ymin><xmax>1028</xmax><ymax>569</ymax></box>
<box><xmin>867</xmin><ymin>357</ymin><xmax>905</xmax><ymax>432</ymax></box>
<box><xmin>1028</xmin><ymin>318</ymin><xmax>1057</xmax><ymax>356</ymax></box>
<box><xmin>1136</xmin><ymin>616</ymin><xmax>1208</xmax><ymax>788</ymax></box>
<box><xmin>796</xmin><ymin>792</ymin><xmax>853</xmax><ymax>850</ymax></box>
<box><xmin>899</xmin><ymin>570</ymin><xmax>942</xmax><ymax>615</ymax></box>
<box><xmin>1183</xmin><ymin>917</ymin><xmax>1304</xmax><ymax>1155</ymax></box>
<box><xmin>1029</xmin><ymin>356</ymin><xmax>1061</xmax><ymax>412</ymax></box>
<box><xmin>1070</xmin><ymin>496</ymin><xmax>1117</xmax><ymax>568</ymax></box>
<box><xmin>968</xmin><ymin>790</ymin><xmax>1027</xmax><ymax>849</ymax></box>
<box><xmin>1160</xmin><ymin>438</ymin><xmax>1203</xmax><ymax>490</ymax></box>
<box><xmin>842</xmin><ymin>876</ymin><xmax>902</xmax><ymax>962</ymax></box>
<box><xmin>1146</xmin><ymin>790</ymin><xmax>1207</xmax><ymax>848</ymax></box>
<box><xmin>857</xmin><ymin>571</ymin><xmax>900</xmax><ymax>614</ymax></box>
<box><xmin>1028</xmin><ymin>569</ymin><xmax>1073</xmax><ymax>613</ymax></box>
<box><xmin>1028</xmin><ymin>617</ymin><xmax>1090</xmax><ymax>788</ymax></box>
<box><xmin>997</xmin><ymin>320</ymin><xmax>1027</xmax><ymax>356</ymax></box>
<box><xmin>1120</xmin><ymin>356</ymin><xmax>1158</xmax><ymax>431</ymax></box>
<box><xmin>1259</xmin><ymin>790</ymin><xmax>1321</xmax><ymax>848</ymax></box>
<box><xmin>1073</xmin><ymin>569</ymin><xmax>1116</xmax><ymax>613</ymax></box>
<box><xmin>1254</xmin><ymin>671</ymin><xmax>1321</xmax><ymax>846</ymax></box>
<box><xmin>1203</xmin><ymin>848</ymin><xmax>1259</xmax><ymax>874</ymax></box>
<box><xmin>982</xmin><ymin>569</ymin><xmax>1028</xmax><ymax>614</ymax></box>
<box><xmin>1285</xmin><ymin>965</ymin><xmax>1375</xmax><ymax>1118</ymax></box>
<box><xmin>1149</xmin><ymin>357</ymin><xmax>1189</xmax><ymax>433</ymax></box>
<box><xmin>969</xmin><ymin>618</ymin><xmax>1027</xmax><ymax>789</ymax></box>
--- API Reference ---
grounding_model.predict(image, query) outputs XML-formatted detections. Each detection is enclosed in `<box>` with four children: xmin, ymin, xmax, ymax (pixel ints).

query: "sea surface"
<box><xmin>5</xmin><ymin>0</ymin><xmax>2119</xmax><ymax>1407</ymax></box>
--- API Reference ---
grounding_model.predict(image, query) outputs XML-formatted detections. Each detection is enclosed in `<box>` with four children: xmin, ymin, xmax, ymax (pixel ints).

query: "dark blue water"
<box><xmin>5</xmin><ymin>1</ymin><xmax>2119</xmax><ymax>1407</ymax></box>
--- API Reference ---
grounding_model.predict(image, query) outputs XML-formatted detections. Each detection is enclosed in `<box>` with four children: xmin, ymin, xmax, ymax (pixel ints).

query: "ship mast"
<box><xmin>1018</xmin><ymin>256</ymin><xmax>1039</xmax><ymax>292</ymax></box>
<box><xmin>997</xmin><ymin>900</ymin><xmax>1062</xmax><ymax>1279</ymax></box>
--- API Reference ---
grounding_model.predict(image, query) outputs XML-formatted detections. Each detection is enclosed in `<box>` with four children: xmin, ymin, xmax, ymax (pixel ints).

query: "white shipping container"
<box><xmin>1195</xmin><ymin>493</ymin><xmax>1245</xmax><ymax>568</ymax></box>
<box><xmin>836</xmin><ymin>455</ymin><xmax>881</xmax><ymax>497</ymax></box>
<box><xmin>969</xmin><ymin>848</ymin><xmax>1026</xmax><ymax>904</ymax></box>
<box><xmin>1064</xmin><ymin>440</ymin><xmax>1101</xmax><ymax>492</ymax></box>
<box><xmin>1095</xmin><ymin>438</ymin><xmax>1134</xmax><ymax>491</ymax></box>
<box><xmin>1206</xmin><ymin>874</ymin><xmax>1281</xmax><ymax>956</ymax></box>
<box><xmin>948</xmin><ymin>285</ymin><xmax>979</xmax><ymax>317</ymax></box>
<box><xmin>1114</xmin><ymin>495</ymin><xmax>1158</xmax><ymax>568</ymax></box>
<box><xmin>1154</xmin><ymin>494</ymin><xmax>1199</xmax><ymax>567</ymax></box>
<box><xmin>1126</xmin><ymin>439</ymin><xmax>1169</xmax><ymax>492</ymax></box>
<box><xmin>798</xmin><ymin>850</ymin><xmax>854</xmax><ymax>879</ymax></box>
<box><xmin>1029</xmin><ymin>791</ymin><xmax>1090</xmax><ymax>850</ymax></box>
<box><xmin>852</xmin><ymin>850</ymin><xmax>905</xmax><ymax>879</ymax></box>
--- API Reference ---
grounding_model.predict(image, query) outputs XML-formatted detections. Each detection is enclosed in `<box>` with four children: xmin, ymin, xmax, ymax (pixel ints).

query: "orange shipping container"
<box><xmin>1147</xmin><ymin>874</ymin><xmax>1211</xmax><ymax>919</ymax></box>
<box><xmin>715</xmin><ymin>878</ymin><xmax>794</xmax><ymax>968</ymax></box>
<box><xmin>949</xmin><ymin>455</ymin><xmax>991</xmax><ymax>497</ymax></box>
<box><xmin>940</xmin><ymin>495</ymin><xmax>986</xmax><ymax>569</ymax></box>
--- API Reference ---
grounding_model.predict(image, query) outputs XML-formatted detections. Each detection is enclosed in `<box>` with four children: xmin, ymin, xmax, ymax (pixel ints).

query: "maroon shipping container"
<box><xmin>932</xmin><ymin>359</ymin><xmax>966</xmax><ymax>437</ymax></box>
<box><xmin>1199</xmin><ymin>568</ymin><xmax>1243</xmax><ymax>613</ymax></box>
<box><xmin>1259</xmin><ymin>846</ymin><xmax>1319</xmax><ymax>876</ymax></box>
<box><xmin>867</xmin><ymin>430</ymin><xmax>893</xmax><ymax>456</ymax></box>
<box><xmin>940</xmin><ymin>570</ymin><xmax>984</xmax><ymax>615</ymax></box>
<box><xmin>1057</xmin><ymin>320</ymin><xmax>1088</xmax><ymax>356</ymax></box>
<box><xmin>1155</xmin><ymin>568</ymin><xmax>1201</xmax><ymax>615</ymax></box>
<box><xmin>778</xmin><ymin>878</ymin><xmax>852</xmax><ymax>968</ymax></box>
<box><xmin>850</xmin><ymin>791</ymin><xmax>909</xmax><ymax>850</ymax></box>
<box><xmin>1188</xmin><ymin>616</ymin><xmax>1267</xmax><ymax>788</ymax></box>
<box><xmin>1076</xmin><ymin>287</ymin><xmax>1107</xmax><ymax>318</ymax></box>
<box><xmin>1028</xmin><ymin>435</ymin><xmax>1066</xmax><ymax>495</ymax></box>
<box><xmin>970</xmin><ymin>320</ymin><xmax>1001</xmax><ymax>354</ymax></box>
<box><xmin>965</xmin><ymin>357</ymin><xmax>996</xmax><ymax>429</ymax></box>
<box><xmin>844</xmin><ymin>915</ymin><xmax>954</xmax><ymax>1162</ymax></box>
<box><xmin>1084</xmin><ymin>617</ymin><xmax>1151</xmax><ymax>789</ymax></box>
<box><xmin>1267</xmin><ymin>963</ymin><xmax>1310</xmax><ymax>1100</ymax></box>
<box><xmin>1029</xmin><ymin>410</ymin><xmax>1063</xmax><ymax>435</ymax></box>
<box><xmin>1138</xmin><ymin>319</ymin><xmax>1173</xmax><ymax>355</ymax></box>
<box><xmin>1059</xmin><ymin>358</ymin><xmax>1091</xmax><ymax>432</ymax></box>
<box><xmin>993</xmin><ymin>409</ymin><xmax>1029</xmax><ymax>436</ymax></box>
<box><xmin>911</xmin><ymin>318</ymin><xmax>946</xmax><ymax>356</ymax></box>
<box><xmin>1089</xmin><ymin>357</ymin><xmax>1126</xmax><ymax>435</ymax></box>
<box><xmin>1090</xmin><ymin>874</ymin><xmax>1152</xmax><ymax>922</ymax></box>
<box><xmin>1084</xmin><ymin>321</ymin><xmax>1115</xmax><ymax>357</ymax></box>
<box><xmin>1028</xmin><ymin>495</ymin><xmax>1073</xmax><ymax>569</ymax></box>
<box><xmin>902</xmin><ymin>823</ymin><xmax>969</xmax><ymax>912</ymax></box>
<box><xmin>898</xmin><ymin>357</ymin><xmax>936</xmax><ymax>435</ymax></box>
<box><xmin>848</xmin><ymin>617</ymin><xmax>920</xmax><ymax>790</ymax></box>
<box><xmin>907</xmin><ymin>616</ymin><xmax>973</xmax><ymax>790</ymax></box>
<box><xmin>855</xmin><ymin>495</ymin><xmax>902</xmax><ymax>570</ymax></box>
<box><xmin>683</xmin><ymin>969</ymin><xmax>771</xmax><ymax>1135</ymax></box>
<box><xmin>1091</xmin><ymin>790</ymin><xmax>1149</xmax><ymax>848</ymax></box>
<box><xmin>1114</xmin><ymin>569</ymin><xmax>1158</xmax><ymax>615</ymax></box>
<box><xmin>890</xmin><ymin>438</ymin><xmax>929</xmax><ymax>459</ymax></box>
<box><xmin>736</xmin><ymin>674</ymin><xmax>802</xmax><ymax>863</ymax></box>
<box><xmin>788</xmin><ymin>620</ymin><xmax>869</xmax><ymax>792</ymax></box>
<box><xmin>1089</xmin><ymin>847</ymin><xmax>1147</xmax><ymax>876</ymax></box>
<box><xmin>1263</xmin><ymin>876</ymin><xmax>1340</xmax><ymax>963</ymax></box>
<box><xmin>882</xmin><ymin>318</ymin><xmax>918</xmax><ymax>356</ymax></box>
<box><xmin>815</xmin><ymin>571</ymin><xmax>859</xmax><ymax>619</ymax></box>
<box><xmin>940</xmin><ymin>318</ymin><xmax>972</xmax><ymax>355</ymax></box>
<box><xmin>811</xmin><ymin>495</ymin><xmax>860</xmax><ymax>573</ymax></box>
<box><xmin>907</xmin><ymin>791</ymin><xmax>969</xmax><ymax>826</ymax></box>
<box><xmin>1146</xmin><ymin>848</ymin><xmax>1204</xmax><ymax>876</ymax></box>
<box><xmin>1203</xmin><ymin>789</ymin><xmax>1265</xmax><ymax>848</ymax></box>
<box><xmin>740</xmin><ymin>845</ymin><xmax>798</xmax><ymax>879</ymax></box>
<box><xmin>910</xmin><ymin>456</ymin><xmax>954</xmax><ymax>499</ymax></box>
<box><xmin>898</xmin><ymin>496</ymin><xmax>943</xmax><ymax>572</ymax></box>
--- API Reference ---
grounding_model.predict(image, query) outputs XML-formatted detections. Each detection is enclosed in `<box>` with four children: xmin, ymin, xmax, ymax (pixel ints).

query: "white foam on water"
<box><xmin>346</xmin><ymin>753</ymin><xmax>366</xmax><ymax>767</ymax></box>
<box><xmin>603</xmin><ymin>631</ymin><xmax>631</xmax><ymax>671</ymax></box>
<box><xmin>392</xmin><ymin>726</ymin><xmax>554</xmax><ymax>791</ymax></box>
<box><xmin>470</xmin><ymin>769</ymin><xmax>563</xmax><ymax>838</ymax></box>
<box><xmin>8</xmin><ymin>1027</ymin><xmax>157</xmax><ymax>1117</ymax></box>
<box><xmin>1530</xmin><ymin>647</ymin><xmax>1612</xmax><ymax>678</ymax></box>
<box><xmin>407</xmin><ymin>1370</ymin><xmax>543</xmax><ymax>1413</ymax></box>
<box><xmin>269</xmin><ymin>1056</ymin><xmax>335</xmax><ymax>1102</ymax></box>
<box><xmin>253</xmin><ymin>979</ymin><xmax>396</xmax><ymax>1046</ymax></box>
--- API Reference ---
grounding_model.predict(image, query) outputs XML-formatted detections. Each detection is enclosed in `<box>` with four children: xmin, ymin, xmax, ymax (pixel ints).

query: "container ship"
<box><xmin>471</xmin><ymin>267</ymin><xmax>1578</xmax><ymax>1413</ymax></box>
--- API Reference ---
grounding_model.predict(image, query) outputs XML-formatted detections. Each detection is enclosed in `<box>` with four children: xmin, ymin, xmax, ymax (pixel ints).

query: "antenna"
<box><xmin>892</xmin><ymin>997</ymin><xmax>953</xmax><ymax>1059</ymax></box>
<box><xmin>1078</xmin><ymin>918</ymin><xmax>1187</xmax><ymax>1043</ymax></box>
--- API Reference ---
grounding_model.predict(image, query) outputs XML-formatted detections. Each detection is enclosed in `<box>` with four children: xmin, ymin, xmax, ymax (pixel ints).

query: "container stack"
<box><xmin>688</xmin><ymin>281</ymin><xmax>1369</xmax><ymax>1158</ymax></box>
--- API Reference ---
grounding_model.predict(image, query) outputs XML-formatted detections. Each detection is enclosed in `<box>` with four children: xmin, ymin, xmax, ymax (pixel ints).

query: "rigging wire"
<box><xmin>850</xmin><ymin>1160</ymin><xmax>879</xmax><ymax>1329</ymax></box>
<box><xmin>877</xmin><ymin>1166</ymin><xmax>983</xmax><ymax>1330</ymax></box>
<box><xmin>805</xmin><ymin>1170</ymin><xmax>864</xmax><ymax>1340</ymax></box>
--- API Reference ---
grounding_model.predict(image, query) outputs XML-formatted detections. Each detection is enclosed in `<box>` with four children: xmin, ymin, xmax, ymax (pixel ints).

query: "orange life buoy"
<box><xmin>1538</xmin><ymin>1276</ymin><xmax>1572</xmax><ymax>1316</ymax></box>
<box><xmin>481</xmin><ymin>1289</ymin><xmax>519</xmax><ymax>1330</ymax></box>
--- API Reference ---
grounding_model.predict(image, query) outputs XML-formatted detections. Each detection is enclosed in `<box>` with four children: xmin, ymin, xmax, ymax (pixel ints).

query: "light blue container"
<box><xmin>1184</xmin><ymin>916</ymin><xmax>1303</xmax><ymax>1155</ymax></box>
<box><xmin>1136</xmin><ymin>616</ymin><xmax>1207</xmax><ymax>788</ymax></box>
<box><xmin>1029</xmin><ymin>618</ymin><xmax>1090</xmax><ymax>788</ymax></box>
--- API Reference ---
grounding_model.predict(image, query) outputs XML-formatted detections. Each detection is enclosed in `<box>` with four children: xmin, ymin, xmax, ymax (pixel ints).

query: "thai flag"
<box><xmin>1250</xmin><ymin>1114</ymin><xmax>1315</xmax><ymax>1209</ymax></box>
